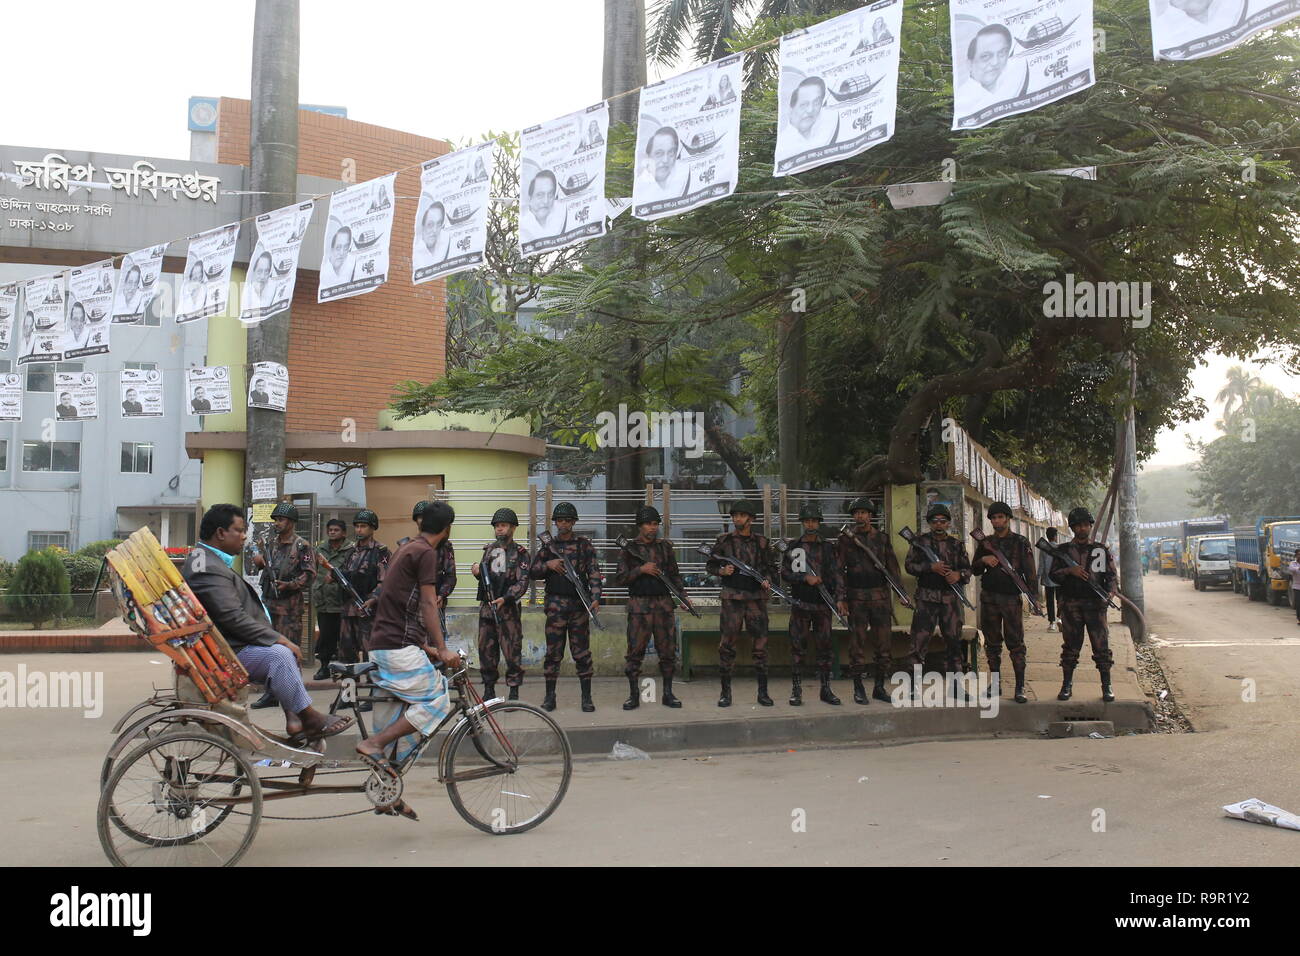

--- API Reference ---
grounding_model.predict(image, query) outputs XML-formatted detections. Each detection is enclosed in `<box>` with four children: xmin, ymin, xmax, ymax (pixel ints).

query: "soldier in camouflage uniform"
<box><xmin>338</xmin><ymin>510</ymin><xmax>390</xmax><ymax>684</ymax></box>
<box><xmin>707</xmin><ymin>500</ymin><xmax>777</xmax><ymax>708</ymax></box>
<box><xmin>613</xmin><ymin>506</ymin><xmax>684</xmax><ymax>711</ymax></box>
<box><xmin>250</xmin><ymin>502</ymin><xmax>315</xmax><ymax>709</ymax></box>
<box><xmin>972</xmin><ymin>500</ymin><xmax>1038</xmax><ymax>703</ymax></box>
<box><xmin>1049</xmin><ymin>507</ymin><xmax>1117</xmax><ymax>702</ymax></box>
<box><xmin>470</xmin><ymin>508</ymin><xmax>530</xmax><ymax>700</ymax></box>
<box><xmin>780</xmin><ymin>502</ymin><xmax>844</xmax><ymax>706</ymax></box>
<box><xmin>836</xmin><ymin>496</ymin><xmax>901</xmax><ymax>704</ymax></box>
<box><xmin>400</xmin><ymin>500</ymin><xmax>455</xmax><ymax>634</ymax></box>
<box><xmin>530</xmin><ymin>501</ymin><xmax>603</xmax><ymax>713</ymax></box>
<box><xmin>903</xmin><ymin>502</ymin><xmax>972</xmax><ymax>679</ymax></box>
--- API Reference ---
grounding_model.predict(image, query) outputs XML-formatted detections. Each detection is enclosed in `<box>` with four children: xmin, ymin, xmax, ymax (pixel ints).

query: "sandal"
<box><xmin>356</xmin><ymin>749</ymin><xmax>400</xmax><ymax>781</ymax></box>
<box><xmin>375</xmin><ymin>800</ymin><xmax>419</xmax><ymax>822</ymax></box>
<box><xmin>287</xmin><ymin>713</ymin><xmax>354</xmax><ymax>747</ymax></box>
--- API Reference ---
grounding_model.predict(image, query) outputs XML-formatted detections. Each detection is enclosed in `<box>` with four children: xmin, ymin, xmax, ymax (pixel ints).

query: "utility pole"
<box><xmin>245</xmin><ymin>0</ymin><xmax>299</xmax><ymax>512</ymax></box>
<box><xmin>1117</xmin><ymin>352</ymin><xmax>1146</xmax><ymax>635</ymax></box>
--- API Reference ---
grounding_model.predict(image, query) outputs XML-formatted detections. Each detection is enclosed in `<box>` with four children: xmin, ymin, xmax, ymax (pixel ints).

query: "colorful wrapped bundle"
<box><xmin>105</xmin><ymin>528</ymin><xmax>249</xmax><ymax>703</ymax></box>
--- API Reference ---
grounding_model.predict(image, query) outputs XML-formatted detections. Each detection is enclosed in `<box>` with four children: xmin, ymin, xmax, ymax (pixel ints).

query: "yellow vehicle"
<box><xmin>1157</xmin><ymin>538</ymin><xmax>1179</xmax><ymax>574</ymax></box>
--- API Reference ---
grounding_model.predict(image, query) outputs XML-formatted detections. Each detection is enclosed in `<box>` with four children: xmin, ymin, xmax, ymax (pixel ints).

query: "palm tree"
<box><xmin>647</xmin><ymin>0</ymin><xmax>841</xmax><ymax>76</ymax></box>
<box><xmin>1216</xmin><ymin>365</ymin><xmax>1260</xmax><ymax>428</ymax></box>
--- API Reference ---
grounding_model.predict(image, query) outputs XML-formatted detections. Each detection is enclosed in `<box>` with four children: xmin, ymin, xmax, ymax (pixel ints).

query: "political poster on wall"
<box><xmin>775</xmin><ymin>1</ymin><xmax>904</xmax><ymax>176</ymax></box>
<box><xmin>111</xmin><ymin>243</ymin><xmax>167</xmax><ymax>324</ymax></box>
<box><xmin>1150</xmin><ymin>0</ymin><xmax>1300</xmax><ymax>60</ymax></box>
<box><xmin>239</xmin><ymin>201</ymin><xmax>314</xmax><ymax>323</ymax></box>
<box><xmin>0</xmin><ymin>283</ymin><xmax>17</xmax><ymax>351</ymax></box>
<box><xmin>63</xmin><ymin>260</ymin><xmax>115</xmax><ymax>359</ymax></box>
<box><xmin>54</xmin><ymin>371</ymin><xmax>98</xmax><ymax>422</ymax></box>
<box><xmin>319</xmin><ymin>174</ymin><xmax>397</xmax><ymax>302</ymax></box>
<box><xmin>412</xmin><ymin>142</ymin><xmax>494</xmax><ymax>284</ymax></box>
<box><xmin>0</xmin><ymin>372</ymin><xmax>22</xmax><ymax>422</ymax></box>
<box><xmin>519</xmin><ymin>102</ymin><xmax>609</xmax><ymax>255</ymax></box>
<box><xmin>950</xmin><ymin>0</ymin><xmax>1095</xmax><ymax>131</ymax></box>
<box><xmin>176</xmin><ymin>223</ymin><xmax>240</xmax><ymax>323</ymax></box>
<box><xmin>633</xmin><ymin>54</ymin><xmax>743</xmax><ymax>221</ymax></box>
<box><xmin>17</xmin><ymin>274</ymin><xmax>65</xmax><ymax>366</ymax></box>
<box><xmin>186</xmin><ymin>365</ymin><xmax>233</xmax><ymax>415</ymax></box>
<box><xmin>120</xmin><ymin>367</ymin><xmax>163</xmax><ymax>418</ymax></box>
<box><xmin>247</xmin><ymin>361</ymin><xmax>288</xmax><ymax>411</ymax></box>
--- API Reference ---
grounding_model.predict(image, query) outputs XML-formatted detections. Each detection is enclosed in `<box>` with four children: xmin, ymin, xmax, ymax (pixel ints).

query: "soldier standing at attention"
<box><xmin>337</xmin><ymin>509</ymin><xmax>390</xmax><ymax>683</ymax></box>
<box><xmin>311</xmin><ymin>518</ymin><xmax>353</xmax><ymax>680</ymax></box>
<box><xmin>530</xmin><ymin>502</ymin><xmax>603</xmax><ymax>713</ymax></box>
<box><xmin>470</xmin><ymin>508</ymin><xmax>530</xmax><ymax>701</ymax></box>
<box><xmin>972</xmin><ymin>501</ymin><xmax>1037</xmax><ymax>703</ymax></box>
<box><xmin>904</xmin><ymin>503</ymin><xmax>971</xmax><ymax>679</ymax></box>
<box><xmin>780</xmin><ymin>502</ymin><xmax>843</xmax><ymax>706</ymax></box>
<box><xmin>1050</xmin><ymin>507</ymin><xmax>1117</xmax><ymax>702</ymax></box>
<box><xmin>613</xmin><ymin>506</ymin><xmax>685</xmax><ymax>711</ymax></box>
<box><xmin>836</xmin><ymin>497</ymin><xmax>900</xmax><ymax>704</ymax></box>
<box><xmin>707</xmin><ymin>500</ymin><xmax>776</xmax><ymax>708</ymax></box>
<box><xmin>250</xmin><ymin>502</ymin><xmax>315</xmax><ymax>709</ymax></box>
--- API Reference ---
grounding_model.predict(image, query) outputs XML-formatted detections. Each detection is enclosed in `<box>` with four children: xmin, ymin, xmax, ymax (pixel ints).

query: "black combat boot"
<box><xmin>662</xmin><ymin>676</ymin><xmax>682</xmax><ymax>708</ymax></box>
<box><xmin>1100</xmin><ymin>670</ymin><xmax>1115</xmax><ymax>703</ymax></box>
<box><xmin>542</xmin><ymin>678</ymin><xmax>557</xmax><ymax>712</ymax></box>
<box><xmin>622</xmin><ymin>676</ymin><xmax>640</xmax><ymax>711</ymax></box>
<box><xmin>788</xmin><ymin>671</ymin><xmax>803</xmax><ymax>706</ymax></box>
<box><xmin>483</xmin><ymin>680</ymin><xmax>496</xmax><ymax>700</ymax></box>
<box><xmin>985</xmin><ymin>669</ymin><xmax>1000</xmax><ymax>701</ymax></box>
<box><xmin>756</xmin><ymin>672</ymin><xmax>774</xmax><ymax>706</ymax></box>
<box><xmin>819</xmin><ymin>673</ymin><xmax>841</xmax><ymax>705</ymax></box>
<box><xmin>313</xmin><ymin>664</ymin><xmax>331</xmax><ymax>681</ymax></box>
<box><xmin>580</xmin><ymin>677</ymin><xmax>595</xmax><ymax>713</ymax></box>
<box><xmin>852</xmin><ymin>676</ymin><xmax>868</xmax><ymax>705</ymax></box>
<box><xmin>718</xmin><ymin>676</ymin><xmax>732</xmax><ymax>708</ymax></box>
<box><xmin>872</xmin><ymin>672</ymin><xmax>891</xmax><ymax>702</ymax></box>
<box><xmin>1013</xmin><ymin>665</ymin><xmax>1027</xmax><ymax>704</ymax></box>
<box><xmin>1057</xmin><ymin>666</ymin><xmax>1074</xmax><ymax>701</ymax></box>
<box><xmin>251</xmin><ymin>689</ymin><xmax>277</xmax><ymax>709</ymax></box>
<box><xmin>507</xmin><ymin>685</ymin><xmax>519</xmax><ymax>701</ymax></box>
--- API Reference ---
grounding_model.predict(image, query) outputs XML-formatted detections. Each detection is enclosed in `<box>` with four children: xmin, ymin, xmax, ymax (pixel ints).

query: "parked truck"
<box><xmin>1232</xmin><ymin>517</ymin><xmax>1300</xmax><ymax>604</ymax></box>
<box><xmin>1157</xmin><ymin>538</ymin><xmax>1180</xmax><ymax>574</ymax></box>
<box><xmin>1178</xmin><ymin>518</ymin><xmax>1229</xmax><ymax>577</ymax></box>
<box><xmin>1190</xmin><ymin>534</ymin><xmax>1234</xmax><ymax>591</ymax></box>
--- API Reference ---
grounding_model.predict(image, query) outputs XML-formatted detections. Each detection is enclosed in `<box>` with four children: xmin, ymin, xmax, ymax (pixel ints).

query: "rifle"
<box><xmin>248</xmin><ymin>534</ymin><xmax>278</xmax><ymax>599</ymax></box>
<box><xmin>616</xmin><ymin>535</ymin><xmax>701</xmax><ymax>618</ymax></box>
<box><xmin>774</xmin><ymin>537</ymin><xmax>848</xmax><ymax>626</ymax></box>
<box><xmin>971</xmin><ymin>529</ymin><xmax>1044</xmax><ymax>615</ymax></box>
<box><xmin>838</xmin><ymin>523</ymin><xmax>914</xmax><ymax>610</ymax></box>
<box><xmin>537</xmin><ymin>530</ymin><xmax>604</xmax><ymax>629</ymax></box>
<box><xmin>898</xmin><ymin>526</ymin><xmax>975</xmax><ymax>611</ymax></box>
<box><xmin>316</xmin><ymin>551</ymin><xmax>371</xmax><ymax>617</ymax></box>
<box><xmin>479</xmin><ymin>537</ymin><xmax>509</xmax><ymax>634</ymax></box>
<box><xmin>1034</xmin><ymin>538</ymin><xmax>1120</xmax><ymax>610</ymax></box>
<box><xmin>697</xmin><ymin>541</ymin><xmax>796</xmax><ymax>604</ymax></box>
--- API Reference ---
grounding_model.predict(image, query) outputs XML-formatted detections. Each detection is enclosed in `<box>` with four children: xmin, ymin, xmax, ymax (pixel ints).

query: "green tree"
<box><xmin>8</xmin><ymin>549</ymin><xmax>73</xmax><ymax>629</ymax></box>
<box><xmin>1192</xmin><ymin>398</ymin><xmax>1300</xmax><ymax>522</ymax></box>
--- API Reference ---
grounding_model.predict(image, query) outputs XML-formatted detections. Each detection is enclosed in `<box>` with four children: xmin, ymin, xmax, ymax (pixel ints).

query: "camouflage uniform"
<box><xmin>260</xmin><ymin>534</ymin><xmax>315</xmax><ymax>647</ymax></box>
<box><xmin>904</xmin><ymin>532</ymin><xmax>971</xmax><ymax>672</ymax></box>
<box><xmin>614</xmin><ymin>537</ymin><xmax>684</xmax><ymax>680</ymax></box>
<box><xmin>530</xmin><ymin>534</ymin><xmax>603</xmax><ymax>679</ymax></box>
<box><xmin>707</xmin><ymin>531</ymin><xmax>776</xmax><ymax>676</ymax></box>
<box><xmin>1049</xmin><ymin>540</ymin><xmax>1116</xmax><ymax>673</ymax></box>
<box><xmin>435</xmin><ymin>539</ymin><xmax>457</xmax><ymax>634</ymax></box>
<box><xmin>836</xmin><ymin>526</ymin><xmax>900</xmax><ymax>678</ymax></box>
<box><xmin>339</xmin><ymin>537</ymin><xmax>391</xmax><ymax>663</ymax></box>
<box><xmin>475</xmin><ymin>539</ymin><xmax>530</xmax><ymax>687</ymax></box>
<box><xmin>780</xmin><ymin>534</ymin><xmax>842</xmax><ymax>676</ymax></box>
<box><xmin>972</xmin><ymin>531</ymin><xmax>1038</xmax><ymax>677</ymax></box>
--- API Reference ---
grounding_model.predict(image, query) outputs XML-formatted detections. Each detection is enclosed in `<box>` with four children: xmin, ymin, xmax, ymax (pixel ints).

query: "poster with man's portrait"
<box><xmin>239</xmin><ymin>201</ymin><xmax>313</xmax><ymax>324</ymax></box>
<box><xmin>412</xmin><ymin>142</ymin><xmax>494</xmax><ymax>284</ymax></box>
<box><xmin>0</xmin><ymin>283</ymin><xmax>17</xmax><ymax>351</ymax></box>
<box><xmin>111</xmin><ymin>243</ymin><xmax>167</xmax><ymax>324</ymax></box>
<box><xmin>17</xmin><ymin>273</ymin><xmax>65</xmax><ymax>366</ymax></box>
<box><xmin>775</xmin><ymin>1</ymin><xmax>903</xmax><ymax>176</ymax></box>
<box><xmin>519</xmin><ymin>102</ymin><xmax>609</xmax><ymax>256</ymax></box>
<box><xmin>120</xmin><ymin>367</ymin><xmax>163</xmax><ymax>418</ymax></box>
<box><xmin>55</xmin><ymin>371</ymin><xmax>98</xmax><ymax>421</ymax></box>
<box><xmin>186</xmin><ymin>365</ymin><xmax>233</xmax><ymax>415</ymax></box>
<box><xmin>247</xmin><ymin>361</ymin><xmax>288</xmax><ymax>412</ymax></box>
<box><xmin>318</xmin><ymin>174</ymin><xmax>396</xmax><ymax>303</ymax></box>
<box><xmin>177</xmin><ymin>223</ymin><xmax>241</xmax><ymax>323</ymax></box>
<box><xmin>1149</xmin><ymin>0</ymin><xmax>1298</xmax><ymax>60</ymax></box>
<box><xmin>950</xmin><ymin>0</ymin><xmax>1095</xmax><ymax>131</ymax></box>
<box><xmin>63</xmin><ymin>260</ymin><xmax>114</xmax><ymax>359</ymax></box>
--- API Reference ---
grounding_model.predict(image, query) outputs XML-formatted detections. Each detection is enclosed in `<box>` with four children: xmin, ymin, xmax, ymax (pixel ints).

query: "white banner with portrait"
<box><xmin>633</xmin><ymin>55</ymin><xmax>743</xmax><ymax>221</ymax></box>
<box><xmin>111</xmin><ymin>243</ymin><xmax>167</xmax><ymax>324</ymax></box>
<box><xmin>1150</xmin><ymin>0</ymin><xmax>1300</xmax><ymax>60</ymax></box>
<box><xmin>412</xmin><ymin>142</ymin><xmax>494</xmax><ymax>284</ymax></box>
<box><xmin>186</xmin><ymin>365</ymin><xmax>233</xmax><ymax>415</ymax></box>
<box><xmin>240</xmin><ymin>201</ymin><xmax>314</xmax><ymax>323</ymax></box>
<box><xmin>55</xmin><ymin>371</ymin><xmax>98</xmax><ymax>422</ymax></box>
<box><xmin>319</xmin><ymin>174</ymin><xmax>397</xmax><ymax>302</ymax></box>
<box><xmin>0</xmin><ymin>283</ymin><xmax>17</xmax><ymax>352</ymax></box>
<box><xmin>248</xmin><ymin>361</ymin><xmax>288</xmax><ymax>412</ymax></box>
<box><xmin>120</xmin><ymin>367</ymin><xmax>163</xmax><ymax>418</ymax></box>
<box><xmin>0</xmin><ymin>371</ymin><xmax>23</xmax><ymax>421</ymax></box>
<box><xmin>63</xmin><ymin>260</ymin><xmax>115</xmax><ymax>359</ymax></box>
<box><xmin>775</xmin><ymin>1</ymin><xmax>904</xmax><ymax>176</ymax></box>
<box><xmin>951</xmin><ymin>0</ymin><xmax>1095</xmax><ymax>131</ymax></box>
<box><xmin>177</xmin><ymin>223</ymin><xmax>240</xmax><ymax>323</ymax></box>
<box><xmin>18</xmin><ymin>274</ymin><xmax>65</xmax><ymax>366</ymax></box>
<box><xmin>520</xmin><ymin>102</ymin><xmax>609</xmax><ymax>255</ymax></box>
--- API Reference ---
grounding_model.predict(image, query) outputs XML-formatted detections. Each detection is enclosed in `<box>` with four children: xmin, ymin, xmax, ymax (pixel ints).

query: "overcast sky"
<box><xmin>3</xmin><ymin>1</ymin><xmax>1294</xmax><ymax>474</ymax></box>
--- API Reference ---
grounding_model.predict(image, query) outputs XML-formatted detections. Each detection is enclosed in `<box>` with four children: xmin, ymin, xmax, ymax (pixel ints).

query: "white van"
<box><xmin>1193</xmin><ymin>534</ymin><xmax>1234</xmax><ymax>591</ymax></box>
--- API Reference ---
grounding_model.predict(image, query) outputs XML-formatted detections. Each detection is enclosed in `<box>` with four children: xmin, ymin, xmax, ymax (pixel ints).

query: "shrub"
<box><xmin>61</xmin><ymin>554</ymin><xmax>104</xmax><ymax>592</ymax></box>
<box><xmin>8</xmin><ymin>549</ymin><xmax>74</xmax><ymax>628</ymax></box>
<box><xmin>76</xmin><ymin>539</ymin><xmax>124</xmax><ymax>561</ymax></box>
<box><xmin>0</xmin><ymin>558</ymin><xmax>16</xmax><ymax>589</ymax></box>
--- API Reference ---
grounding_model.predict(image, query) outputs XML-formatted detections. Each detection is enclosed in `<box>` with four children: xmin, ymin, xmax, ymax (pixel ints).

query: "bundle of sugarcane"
<box><xmin>105</xmin><ymin>528</ymin><xmax>248</xmax><ymax>703</ymax></box>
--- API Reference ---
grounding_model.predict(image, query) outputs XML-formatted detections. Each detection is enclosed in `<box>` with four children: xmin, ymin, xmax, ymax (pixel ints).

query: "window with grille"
<box><xmin>28</xmin><ymin>531</ymin><xmax>70</xmax><ymax>551</ymax></box>
<box><xmin>121</xmin><ymin>441</ymin><xmax>154</xmax><ymax>474</ymax></box>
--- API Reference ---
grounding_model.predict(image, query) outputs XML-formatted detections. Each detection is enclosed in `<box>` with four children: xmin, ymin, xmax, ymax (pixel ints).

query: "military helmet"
<box><xmin>729</xmin><ymin>499</ymin><xmax>759</xmax><ymax>517</ymax></box>
<box><xmin>552</xmin><ymin>501</ymin><xmax>579</xmax><ymax>521</ymax></box>
<box><xmin>798</xmin><ymin>502</ymin><xmax>823</xmax><ymax>521</ymax></box>
<box><xmin>925</xmin><ymin>502</ymin><xmax>951</xmax><ymax>521</ymax></box>
<box><xmin>635</xmin><ymin>505</ymin><xmax>661</xmax><ymax>525</ymax></box>
<box><xmin>353</xmin><ymin>508</ymin><xmax>379</xmax><ymax>528</ymax></box>
<box><xmin>270</xmin><ymin>502</ymin><xmax>298</xmax><ymax>521</ymax></box>
<box><xmin>411</xmin><ymin>500</ymin><xmax>432</xmax><ymax>521</ymax></box>
<box><xmin>987</xmin><ymin>501</ymin><xmax>1012</xmax><ymax>519</ymax></box>
<box><xmin>1067</xmin><ymin>507</ymin><xmax>1095</xmax><ymax>527</ymax></box>
<box><xmin>848</xmin><ymin>496</ymin><xmax>876</xmax><ymax>514</ymax></box>
<box><xmin>491</xmin><ymin>507</ymin><xmax>520</xmax><ymax>526</ymax></box>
